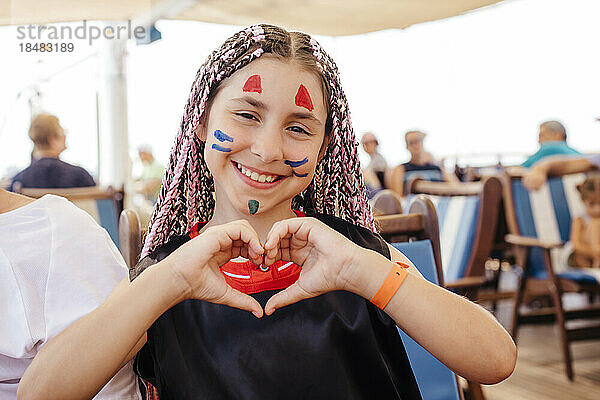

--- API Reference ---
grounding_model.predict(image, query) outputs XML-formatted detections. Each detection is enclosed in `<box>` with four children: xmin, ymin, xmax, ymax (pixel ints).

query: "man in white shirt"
<box><xmin>0</xmin><ymin>189</ymin><xmax>140</xmax><ymax>399</ymax></box>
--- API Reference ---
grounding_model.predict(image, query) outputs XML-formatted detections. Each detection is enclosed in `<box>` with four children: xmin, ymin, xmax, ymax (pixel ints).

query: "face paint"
<box><xmin>211</xmin><ymin>144</ymin><xmax>232</xmax><ymax>152</ymax></box>
<box><xmin>214</xmin><ymin>129</ymin><xmax>234</xmax><ymax>143</ymax></box>
<box><xmin>243</xmin><ymin>74</ymin><xmax>262</xmax><ymax>93</ymax></box>
<box><xmin>248</xmin><ymin>199</ymin><xmax>259</xmax><ymax>214</ymax></box>
<box><xmin>294</xmin><ymin>84</ymin><xmax>314</xmax><ymax>111</ymax></box>
<box><xmin>285</xmin><ymin>157</ymin><xmax>309</xmax><ymax>177</ymax></box>
<box><xmin>284</xmin><ymin>157</ymin><xmax>308</xmax><ymax>168</ymax></box>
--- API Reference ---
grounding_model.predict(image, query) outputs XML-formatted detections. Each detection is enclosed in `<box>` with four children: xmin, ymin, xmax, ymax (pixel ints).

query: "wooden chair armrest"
<box><xmin>445</xmin><ymin>276</ymin><xmax>488</xmax><ymax>290</ymax></box>
<box><xmin>504</xmin><ymin>234</ymin><xmax>563</xmax><ymax>249</ymax></box>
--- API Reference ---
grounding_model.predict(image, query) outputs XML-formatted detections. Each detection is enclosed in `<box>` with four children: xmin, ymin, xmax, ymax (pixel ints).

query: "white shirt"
<box><xmin>0</xmin><ymin>195</ymin><xmax>140</xmax><ymax>399</ymax></box>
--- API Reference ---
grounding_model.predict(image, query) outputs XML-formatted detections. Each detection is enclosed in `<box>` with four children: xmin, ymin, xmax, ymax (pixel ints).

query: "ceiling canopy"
<box><xmin>1</xmin><ymin>0</ymin><xmax>505</xmax><ymax>36</ymax></box>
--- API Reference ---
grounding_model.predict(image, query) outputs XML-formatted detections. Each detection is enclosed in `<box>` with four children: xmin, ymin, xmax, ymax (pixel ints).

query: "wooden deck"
<box><xmin>480</xmin><ymin>294</ymin><xmax>600</xmax><ymax>400</ymax></box>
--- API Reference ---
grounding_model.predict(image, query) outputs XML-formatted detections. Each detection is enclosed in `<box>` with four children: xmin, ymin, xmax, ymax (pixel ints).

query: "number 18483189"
<box><xmin>19</xmin><ymin>43</ymin><xmax>74</xmax><ymax>52</ymax></box>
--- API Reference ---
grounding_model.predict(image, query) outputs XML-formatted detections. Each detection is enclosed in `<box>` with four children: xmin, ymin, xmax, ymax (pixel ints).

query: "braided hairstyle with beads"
<box><xmin>142</xmin><ymin>24</ymin><xmax>375</xmax><ymax>257</ymax></box>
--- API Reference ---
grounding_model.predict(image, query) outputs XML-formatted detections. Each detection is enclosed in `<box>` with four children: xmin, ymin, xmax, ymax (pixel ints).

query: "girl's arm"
<box><xmin>348</xmin><ymin>245</ymin><xmax>516</xmax><ymax>385</ymax></box>
<box><xmin>264</xmin><ymin>218</ymin><xmax>517</xmax><ymax>385</ymax></box>
<box><xmin>18</xmin><ymin>221</ymin><xmax>264</xmax><ymax>400</ymax></box>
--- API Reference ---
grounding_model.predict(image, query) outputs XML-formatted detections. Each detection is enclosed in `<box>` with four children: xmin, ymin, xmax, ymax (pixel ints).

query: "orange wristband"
<box><xmin>370</xmin><ymin>262</ymin><xmax>409</xmax><ymax>310</ymax></box>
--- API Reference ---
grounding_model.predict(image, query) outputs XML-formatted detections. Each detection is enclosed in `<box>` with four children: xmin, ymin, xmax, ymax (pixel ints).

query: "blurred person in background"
<box><xmin>521</xmin><ymin>120</ymin><xmax>580</xmax><ymax>168</ymax></box>
<box><xmin>360</xmin><ymin>132</ymin><xmax>388</xmax><ymax>197</ymax></box>
<box><xmin>387</xmin><ymin>130</ymin><xmax>456</xmax><ymax>196</ymax></box>
<box><xmin>135</xmin><ymin>144</ymin><xmax>165</xmax><ymax>204</ymax></box>
<box><xmin>523</xmin><ymin>154</ymin><xmax>600</xmax><ymax>191</ymax></box>
<box><xmin>9</xmin><ymin>113</ymin><xmax>95</xmax><ymax>191</ymax></box>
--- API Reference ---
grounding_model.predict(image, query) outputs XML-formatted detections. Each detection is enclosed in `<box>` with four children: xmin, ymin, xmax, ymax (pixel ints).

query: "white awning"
<box><xmin>1</xmin><ymin>0</ymin><xmax>506</xmax><ymax>35</ymax></box>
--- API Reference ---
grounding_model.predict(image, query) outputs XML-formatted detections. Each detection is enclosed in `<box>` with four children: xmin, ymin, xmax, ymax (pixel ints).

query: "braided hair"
<box><xmin>142</xmin><ymin>24</ymin><xmax>375</xmax><ymax>257</ymax></box>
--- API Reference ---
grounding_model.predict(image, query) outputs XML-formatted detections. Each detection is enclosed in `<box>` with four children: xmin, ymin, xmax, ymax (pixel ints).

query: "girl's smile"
<box><xmin>232</xmin><ymin>160</ymin><xmax>286</xmax><ymax>188</ymax></box>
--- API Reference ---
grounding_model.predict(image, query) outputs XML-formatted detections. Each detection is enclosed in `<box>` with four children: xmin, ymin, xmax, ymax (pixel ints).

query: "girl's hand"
<box><xmin>262</xmin><ymin>217</ymin><xmax>363</xmax><ymax>315</ymax></box>
<box><xmin>163</xmin><ymin>220</ymin><xmax>265</xmax><ymax>317</ymax></box>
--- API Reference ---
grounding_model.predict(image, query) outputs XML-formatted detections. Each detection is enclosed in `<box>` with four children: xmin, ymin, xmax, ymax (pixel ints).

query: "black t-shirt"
<box><xmin>130</xmin><ymin>214</ymin><xmax>421</xmax><ymax>400</ymax></box>
<box><xmin>10</xmin><ymin>157</ymin><xmax>95</xmax><ymax>191</ymax></box>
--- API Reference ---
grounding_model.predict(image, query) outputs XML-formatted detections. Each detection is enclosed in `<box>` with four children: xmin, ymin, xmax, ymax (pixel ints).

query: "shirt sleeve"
<box><xmin>44</xmin><ymin>199</ymin><xmax>140</xmax><ymax>399</ymax></box>
<box><xmin>45</xmin><ymin>203</ymin><xmax>127</xmax><ymax>340</ymax></box>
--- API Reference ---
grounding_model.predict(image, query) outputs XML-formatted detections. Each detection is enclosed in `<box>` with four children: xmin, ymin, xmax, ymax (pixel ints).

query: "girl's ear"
<box><xmin>317</xmin><ymin>134</ymin><xmax>331</xmax><ymax>162</ymax></box>
<box><xmin>194</xmin><ymin>115</ymin><xmax>208</xmax><ymax>141</ymax></box>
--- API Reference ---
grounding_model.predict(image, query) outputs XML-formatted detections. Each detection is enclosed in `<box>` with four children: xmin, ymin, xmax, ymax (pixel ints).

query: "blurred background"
<box><xmin>1</xmin><ymin>0</ymin><xmax>598</xmax><ymax>185</ymax></box>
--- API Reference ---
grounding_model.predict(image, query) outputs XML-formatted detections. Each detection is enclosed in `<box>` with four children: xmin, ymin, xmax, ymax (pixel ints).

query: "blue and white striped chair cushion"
<box><xmin>72</xmin><ymin>198</ymin><xmax>120</xmax><ymax>249</ymax></box>
<box><xmin>405</xmin><ymin>195</ymin><xmax>479</xmax><ymax>283</ymax></box>
<box><xmin>511</xmin><ymin>174</ymin><xmax>599</xmax><ymax>283</ymax></box>
<box><xmin>392</xmin><ymin>240</ymin><xmax>461</xmax><ymax>400</ymax></box>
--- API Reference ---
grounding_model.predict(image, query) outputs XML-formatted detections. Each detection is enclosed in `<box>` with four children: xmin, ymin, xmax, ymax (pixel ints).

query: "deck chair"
<box><xmin>119</xmin><ymin>209</ymin><xmax>143</xmax><ymax>268</ymax></box>
<box><xmin>371</xmin><ymin>189</ymin><xmax>404</xmax><ymax>216</ymax></box>
<box><xmin>376</xmin><ymin>195</ymin><xmax>467</xmax><ymax>400</ymax></box>
<box><xmin>502</xmin><ymin>169</ymin><xmax>600</xmax><ymax>380</ymax></box>
<box><xmin>406</xmin><ymin>177</ymin><xmax>503</xmax><ymax>302</ymax></box>
<box><xmin>16</xmin><ymin>186</ymin><xmax>123</xmax><ymax>248</ymax></box>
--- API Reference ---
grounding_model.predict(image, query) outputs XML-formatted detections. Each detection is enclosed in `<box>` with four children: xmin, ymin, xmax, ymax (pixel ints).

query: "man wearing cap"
<box><xmin>360</xmin><ymin>132</ymin><xmax>388</xmax><ymax>193</ymax></box>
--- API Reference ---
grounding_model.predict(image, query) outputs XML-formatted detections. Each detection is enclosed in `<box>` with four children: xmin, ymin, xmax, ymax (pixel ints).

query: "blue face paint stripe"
<box><xmin>284</xmin><ymin>158</ymin><xmax>308</xmax><ymax>168</ymax></box>
<box><xmin>211</xmin><ymin>144</ymin><xmax>231</xmax><ymax>152</ymax></box>
<box><xmin>292</xmin><ymin>171</ymin><xmax>308</xmax><ymax>177</ymax></box>
<box><xmin>214</xmin><ymin>129</ymin><xmax>234</xmax><ymax>143</ymax></box>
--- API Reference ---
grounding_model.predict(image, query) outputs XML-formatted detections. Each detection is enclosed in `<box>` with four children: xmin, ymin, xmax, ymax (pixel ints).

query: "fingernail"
<box><xmin>252</xmin><ymin>311</ymin><xmax>260</xmax><ymax>318</ymax></box>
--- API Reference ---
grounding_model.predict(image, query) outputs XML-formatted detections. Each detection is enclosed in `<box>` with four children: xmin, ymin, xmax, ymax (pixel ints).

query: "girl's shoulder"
<box><xmin>309</xmin><ymin>213</ymin><xmax>390</xmax><ymax>258</ymax></box>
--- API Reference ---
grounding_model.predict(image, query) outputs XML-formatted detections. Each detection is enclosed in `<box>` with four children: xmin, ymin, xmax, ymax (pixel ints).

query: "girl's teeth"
<box><xmin>236</xmin><ymin>163</ymin><xmax>277</xmax><ymax>183</ymax></box>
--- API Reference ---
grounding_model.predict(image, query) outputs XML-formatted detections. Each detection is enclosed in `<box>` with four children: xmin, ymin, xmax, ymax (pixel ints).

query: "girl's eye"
<box><xmin>288</xmin><ymin>125</ymin><xmax>311</xmax><ymax>136</ymax></box>
<box><xmin>237</xmin><ymin>112</ymin><xmax>258</xmax><ymax>121</ymax></box>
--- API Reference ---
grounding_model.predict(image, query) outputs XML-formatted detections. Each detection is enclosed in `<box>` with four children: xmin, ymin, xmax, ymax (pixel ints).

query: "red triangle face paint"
<box><xmin>243</xmin><ymin>75</ymin><xmax>262</xmax><ymax>93</ymax></box>
<box><xmin>295</xmin><ymin>84</ymin><xmax>314</xmax><ymax>111</ymax></box>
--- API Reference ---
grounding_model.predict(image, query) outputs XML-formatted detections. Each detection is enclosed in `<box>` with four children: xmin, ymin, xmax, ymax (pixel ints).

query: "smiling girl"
<box><xmin>19</xmin><ymin>25</ymin><xmax>516</xmax><ymax>400</ymax></box>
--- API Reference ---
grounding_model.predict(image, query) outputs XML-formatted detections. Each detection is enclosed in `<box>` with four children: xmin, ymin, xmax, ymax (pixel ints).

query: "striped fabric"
<box><xmin>392</xmin><ymin>240</ymin><xmax>461</xmax><ymax>400</ymax></box>
<box><xmin>71</xmin><ymin>198</ymin><xmax>120</xmax><ymax>249</ymax></box>
<box><xmin>511</xmin><ymin>174</ymin><xmax>599</xmax><ymax>282</ymax></box>
<box><xmin>405</xmin><ymin>195</ymin><xmax>480</xmax><ymax>283</ymax></box>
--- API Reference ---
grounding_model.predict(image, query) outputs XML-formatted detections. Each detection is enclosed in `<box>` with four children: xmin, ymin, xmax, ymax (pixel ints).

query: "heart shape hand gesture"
<box><xmin>164</xmin><ymin>217</ymin><xmax>362</xmax><ymax>317</ymax></box>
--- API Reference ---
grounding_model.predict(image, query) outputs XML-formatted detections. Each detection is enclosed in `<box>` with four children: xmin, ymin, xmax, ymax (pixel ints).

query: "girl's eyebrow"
<box><xmin>230</xmin><ymin>96</ymin><xmax>267</xmax><ymax>110</ymax></box>
<box><xmin>230</xmin><ymin>96</ymin><xmax>323</xmax><ymax>126</ymax></box>
<box><xmin>289</xmin><ymin>112</ymin><xmax>323</xmax><ymax>126</ymax></box>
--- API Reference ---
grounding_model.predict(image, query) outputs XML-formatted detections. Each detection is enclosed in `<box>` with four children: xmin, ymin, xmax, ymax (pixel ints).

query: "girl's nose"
<box><xmin>250</xmin><ymin>125</ymin><xmax>284</xmax><ymax>164</ymax></box>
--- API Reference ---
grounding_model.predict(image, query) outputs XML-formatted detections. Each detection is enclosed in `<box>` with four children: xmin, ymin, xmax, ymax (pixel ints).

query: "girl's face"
<box><xmin>197</xmin><ymin>56</ymin><xmax>328</xmax><ymax>216</ymax></box>
<box><xmin>583</xmin><ymin>197</ymin><xmax>600</xmax><ymax>219</ymax></box>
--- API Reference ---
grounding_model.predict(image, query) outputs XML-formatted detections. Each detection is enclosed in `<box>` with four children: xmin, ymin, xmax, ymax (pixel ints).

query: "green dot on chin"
<box><xmin>248</xmin><ymin>199</ymin><xmax>259</xmax><ymax>215</ymax></box>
